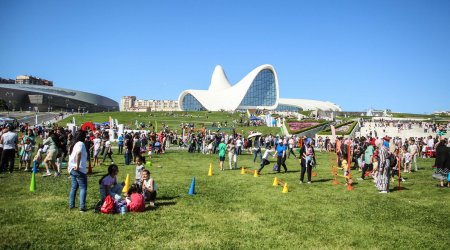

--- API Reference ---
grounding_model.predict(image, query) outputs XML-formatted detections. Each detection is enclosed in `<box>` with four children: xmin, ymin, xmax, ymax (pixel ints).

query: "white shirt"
<box><xmin>1</xmin><ymin>131</ymin><xmax>17</xmax><ymax>150</ymax></box>
<box><xmin>93</xmin><ymin>138</ymin><xmax>101</xmax><ymax>150</ymax></box>
<box><xmin>68</xmin><ymin>141</ymin><xmax>87</xmax><ymax>174</ymax></box>
<box><xmin>262</xmin><ymin>148</ymin><xmax>275</xmax><ymax>160</ymax></box>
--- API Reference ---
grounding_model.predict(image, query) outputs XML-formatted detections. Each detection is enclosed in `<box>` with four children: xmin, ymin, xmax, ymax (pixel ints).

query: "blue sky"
<box><xmin>1</xmin><ymin>0</ymin><xmax>449</xmax><ymax>113</ymax></box>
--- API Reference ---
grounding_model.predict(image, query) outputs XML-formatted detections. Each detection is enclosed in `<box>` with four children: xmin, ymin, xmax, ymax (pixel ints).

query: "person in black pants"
<box><xmin>275</xmin><ymin>141</ymin><xmax>287</xmax><ymax>173</ymax></box>
<box><xmin>0</xmin><ymin>125</ymin><xmax>18</xmax><ymax>173</ymax></box>
<box><xmin>299</xmin><ymin>138</ymin><xmax>315</xmax><ymax>184</ymax></box>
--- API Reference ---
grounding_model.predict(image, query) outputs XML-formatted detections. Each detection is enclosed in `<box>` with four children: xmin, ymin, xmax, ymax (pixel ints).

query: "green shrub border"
<box><xmin>285</xmin><ymin>119</ymin><xmax>329</xmax><ymax>135</ymax></box>
<box><xmin>318</xmin><ymin>121</ymin><xmax>357</xmax><ymax>135</ymax></box>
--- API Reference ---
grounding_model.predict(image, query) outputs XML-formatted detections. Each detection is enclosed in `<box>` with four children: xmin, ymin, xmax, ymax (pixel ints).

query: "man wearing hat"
<box><xmin>0</xmin><ymin>124</ymin><xmax>18</xmax><ymax>173</ymax></box>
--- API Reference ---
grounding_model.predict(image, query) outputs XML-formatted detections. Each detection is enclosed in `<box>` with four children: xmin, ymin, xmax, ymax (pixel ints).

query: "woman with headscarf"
<box><xmin>299</xmin><ymin>137</ymin><xmax>315</xmax><ymax>184</ymax></box>
<box><xmin>432</xmin><ymin>139</ymin><xmax>450</xmax><ymax>187</ymax></box>
<box><xmin>375</xmin><ymin>139</ymin><xmax>390</xmax><ymax>193</ymax></box>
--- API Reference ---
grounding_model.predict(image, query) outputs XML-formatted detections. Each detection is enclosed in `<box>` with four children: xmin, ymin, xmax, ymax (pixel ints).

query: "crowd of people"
<box><xmin>1</xmin><ymin>118</ymin><xmax>449</xmax><ymax>213</ymax></box>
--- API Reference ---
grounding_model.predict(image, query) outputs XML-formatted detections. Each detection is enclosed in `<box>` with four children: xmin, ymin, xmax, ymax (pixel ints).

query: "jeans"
<box><xmin>124</xmin><ymin>151</ymin><xmax>132</xmax><ymax>165</ymax></box>
<box><xmin>100</xmin><ymin>184</ymin><xmax>124</xmax><ymax>200</ymax></box>
<box><xmin>102</xmin><ymin>151</ymin><xmax>113</xmax><ymax>163</ymax></box>
<box><xmin>253</xmin><ymin>148</ymin><xmax>262</xmax><ymax>163</ymax></box>
<box><xmin>236</xmin><ymin>146</ymin><xmax>242</xmax><ymax>155</ymax></box>
<box><xmin>69</xmin><ymin>170</ymin><xmax>87</xmax><ymax>210</ymax></box>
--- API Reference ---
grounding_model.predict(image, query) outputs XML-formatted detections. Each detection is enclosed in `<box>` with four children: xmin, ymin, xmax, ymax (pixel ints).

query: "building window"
<box><xmin>275</xmin><ymin>104</ymin><xmax>302</xmax><ymax>112</ymax></box>
<box><xmin>181</xmin><ymin>94</ymin><xmax>206</xmax><ymax>111</ymax></box>
<box><xmin>238</xmin><ymin>69</ymin><xmax>276</xmax><ymax>107</ymax></box>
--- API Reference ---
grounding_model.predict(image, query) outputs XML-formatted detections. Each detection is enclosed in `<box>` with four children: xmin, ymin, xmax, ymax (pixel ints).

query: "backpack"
<box><xmin>273</xmin><ymin>164</ymin><xmax>279</xmax><ymax>172</ymax></box>
<box><xmin>389</xmin><ymin>153</ymin><xmax>397</xmax><ymax>169</ymax></box>
<box><xmin>94</xmin><ymin>198</ymin><xmax>105</xmax><ymax>213</ymax></box>
<box><xmin>100</xmin><ymin>195</ymin><xmax>115</xmax><ymax>214</ymax></box>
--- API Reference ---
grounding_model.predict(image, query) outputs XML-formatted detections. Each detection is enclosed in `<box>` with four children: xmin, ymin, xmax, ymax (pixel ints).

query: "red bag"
<box><xmin>100</xmin><ymin>195</ymin><xmax>115</xmax><ymax>214</ymax></box>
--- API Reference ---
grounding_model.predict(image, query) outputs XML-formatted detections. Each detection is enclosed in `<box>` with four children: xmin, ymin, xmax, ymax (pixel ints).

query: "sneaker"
<box><xmin>79</xmin><ymin>208</ymin><xmax>88</xmax><ymax>213</ymax></box>
<box><xmin>379</xmin><ymin>191</ymin><xmax>388</xmax><ymax>194</ymax></box>
<box><xmin>307</xmin><ymin>181</ymin><xmax>311</xmax><ymax>184</ymax></box>
<box><xmin>149</xmin><ymin>202</ymin><xmax>155</xmax><ymax>207</ymax></box>
<box><xmin>54</xmin><ymin>172</ymin><xmax>61</xmax><ymax>177</ymax></box>
<box><xmin>42</xmin><ymin>172</ymin><xmax>52</xmax><ymax>177</ymax></box>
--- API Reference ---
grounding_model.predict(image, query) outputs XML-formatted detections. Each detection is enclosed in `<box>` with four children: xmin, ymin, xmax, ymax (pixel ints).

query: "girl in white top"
<box><xmin>68</xmin><ymin>130</ymin><xmax>88</xmax><ymax>211</ymax></box>
<box><xmin>91</xmin><ymin>133</ymin><xmax>101</xmax><ymax>167</ymax></box>
<box><xmin>141</xmin><ymin>169</ymin><xmax>157</xmax><ymax>207</ymax></box>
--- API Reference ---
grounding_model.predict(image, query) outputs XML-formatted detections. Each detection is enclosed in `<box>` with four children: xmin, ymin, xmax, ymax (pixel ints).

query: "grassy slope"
<box><xmin>0</xmin><ymin>150</ymin><xmax>449</xmax><ymax>249</ymax></box>
<box><xmin>59</xmin><ymin>111</ymin><xmax>281</xmax><ymax>136</ymax></box>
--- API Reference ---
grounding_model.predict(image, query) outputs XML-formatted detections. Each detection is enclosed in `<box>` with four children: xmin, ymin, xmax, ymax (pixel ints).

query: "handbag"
<box><xmin>100</xmin><ymin>195</ymin><xmax>115</xmax><ymax>214</ymax></box>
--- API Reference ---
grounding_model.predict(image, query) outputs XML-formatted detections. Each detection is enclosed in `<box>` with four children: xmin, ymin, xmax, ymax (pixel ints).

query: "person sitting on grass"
<box><xmin>141</xmin><ymin>169</ymin><xmax>157</xmax><ymax>207</ymax></box>
<box><xmin>99</xmin><ymin>164</ymin><xmax>124</xmax><ymax>201</ymax></box>
<box><xmin>126</xmin><ymin>183</ymin><xmax>145</xmax><ymax>212</ymax></box>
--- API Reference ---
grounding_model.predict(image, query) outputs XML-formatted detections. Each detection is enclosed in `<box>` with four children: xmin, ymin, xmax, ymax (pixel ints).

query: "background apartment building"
<box><xmin>120</xmin><ymin>96</ymin><xmax>179</xmax><ymax>112</ymax></box>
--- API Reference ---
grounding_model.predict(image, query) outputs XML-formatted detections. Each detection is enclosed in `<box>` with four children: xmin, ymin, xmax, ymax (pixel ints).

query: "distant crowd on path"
<box><xmin>360</xmin><ymin>120</ymin><xmax>450</xmax><ymax>135</ymax></box>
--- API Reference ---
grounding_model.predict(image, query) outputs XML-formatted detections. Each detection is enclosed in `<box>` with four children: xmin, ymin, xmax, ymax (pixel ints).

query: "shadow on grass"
<box><xmin>158</xmin><ymin>195</ymin><xmax>179</xmax><ymax>201</ymax></box>
<box><xmin>313</xmin><ymin>178</ymin><xmax>333</xmax><ymax>183</ymax></box>
<box><xmin>146</xmin><ymin>201</ymin><xmax>177</xmax><ymax>211</ymax></box>
<box><xmin>390</xmin><ymin>186</ymin><xmax>409</xmax><ymax>192</ymax></box>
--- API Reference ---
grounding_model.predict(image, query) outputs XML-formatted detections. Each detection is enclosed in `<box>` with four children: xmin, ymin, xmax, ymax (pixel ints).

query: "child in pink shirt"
<box><xmin>126</xmin><ymin>184</ymin><xmax>145</xmax><ymax>212</ymax></box>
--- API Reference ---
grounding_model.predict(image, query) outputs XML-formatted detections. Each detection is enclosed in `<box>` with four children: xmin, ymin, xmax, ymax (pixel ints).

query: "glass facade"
<box><xmin>275</xmin><ymin>104</ymin><xmax>302</xmax><ymax>112</ymax></box>
<box><xmin>181</xmin><ymin>93</ymin><xmax>206</xmax><ymax>111</ymax></box>
<box><xmin>238</xmin><ymin>69</ymin><xmax>276</xmax><ymax>108</ymax></box>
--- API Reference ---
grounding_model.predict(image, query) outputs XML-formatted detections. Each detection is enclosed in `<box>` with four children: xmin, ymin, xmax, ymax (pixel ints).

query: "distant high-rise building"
<box><xmin>16</xmin><ymin>75</ymin><xmax>53</xmax><ymax>86</ymax></box>
<box><xmin>120</xmin><ymin>96</ymin><xmax>178</xmax><ymax>112</ymax></box>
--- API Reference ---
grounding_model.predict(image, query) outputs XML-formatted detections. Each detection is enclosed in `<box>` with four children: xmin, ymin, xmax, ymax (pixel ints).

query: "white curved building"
<box><xmin>178</xmin><ymin>64</ymin><xmax>341</xmax><ymax>112</ymax></box>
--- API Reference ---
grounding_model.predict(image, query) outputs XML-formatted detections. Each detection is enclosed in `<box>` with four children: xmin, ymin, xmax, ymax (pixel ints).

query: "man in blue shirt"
<box><xmin>117</xmin><ymin>134</ymin><xmax>124</xmax><ymax>154</ymax></box>
<box><xmin>276</xmin><ymin>139</ymin><xmax>287</xmax><ymax>173</ymax></box>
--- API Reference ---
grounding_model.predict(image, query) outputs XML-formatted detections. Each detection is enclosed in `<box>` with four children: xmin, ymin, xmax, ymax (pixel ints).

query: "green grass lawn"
<box><xmin>58</xmin><ymin>111</ymin><xmax>282</xmax><ymax>136</ymax></box>
<box><xmin>0</xmin><ymin>149</ymin><xmax>449</xmax><ymax>249</ymax></box>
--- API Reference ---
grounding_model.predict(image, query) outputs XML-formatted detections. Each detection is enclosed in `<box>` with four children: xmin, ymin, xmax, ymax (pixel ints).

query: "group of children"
<box><xmin>98</xmin><ymin>156</ymin><xmax>157</xmax><ymax>214</ymax></box>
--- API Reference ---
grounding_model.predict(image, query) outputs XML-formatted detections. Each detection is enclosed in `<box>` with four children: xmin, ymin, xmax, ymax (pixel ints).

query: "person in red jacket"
<box><xmin>126</xmin><ymin>184</ymin><xmax>145</xmax><ymax>212</ymax></box>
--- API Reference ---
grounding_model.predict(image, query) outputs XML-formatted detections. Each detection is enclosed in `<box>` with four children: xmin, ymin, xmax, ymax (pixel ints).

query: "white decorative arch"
<box><xmin>178</xmin><ymin>64</ymin><xmax>341</xmax><ymax>112</ymax></box>
<box><xmin>179</xmin><ymin>64</ymin><xmax>279</xmax><ymax>111</ymax></box>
